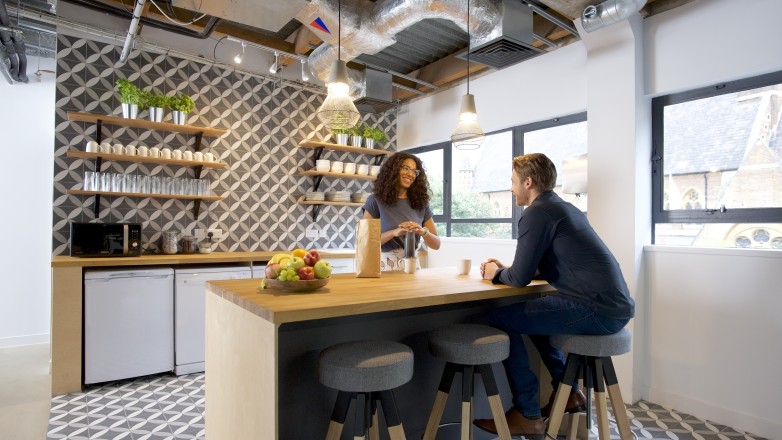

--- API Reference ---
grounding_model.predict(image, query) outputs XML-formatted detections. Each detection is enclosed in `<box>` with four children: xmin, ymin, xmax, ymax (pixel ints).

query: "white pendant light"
<box><xmin>269</xmin><ymin>52</ymin><xmax>280</xmax><ymax>74</ymax></box>
<box><xmin>316</xmin><ymin>0</ymin><xmax>360</xmax><ymax>131</ymax></box>
<box><xmin>451</xmin><ymin>0</ymin><xmax>485</xmax><ymax>150</ymax></box>
<box><xmin>233</xmin><ymin>41</ymin><xmax>246</xmax><ymax>64</ymax></box>
<box><xmin>301</xmin><ymin>59</ymin><xmax>310</xmax><ymax>82</ymax></box>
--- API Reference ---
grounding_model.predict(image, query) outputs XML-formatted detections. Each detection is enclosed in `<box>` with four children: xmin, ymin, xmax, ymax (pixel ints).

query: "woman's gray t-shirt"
<box><xmin>363</xmin><ymin>194</ymin><xmax>433</xmax><ymax>252</ymax></box>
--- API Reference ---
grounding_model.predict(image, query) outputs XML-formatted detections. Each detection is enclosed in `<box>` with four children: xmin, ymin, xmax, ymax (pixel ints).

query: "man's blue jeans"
<box><xmin>487</xmin><ymin>295</ymin><xmax>629</xmax><ymax>418</ymax></box>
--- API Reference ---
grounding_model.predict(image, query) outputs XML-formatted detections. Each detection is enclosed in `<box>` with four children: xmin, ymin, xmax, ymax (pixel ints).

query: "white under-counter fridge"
<box><xmin>84</xmin><ymin>268</ymin><xmax>175</xmax><ymax>384</ymax></box>
<box><xmin>174</xmin><ymin>266</ymin><xmax>252</xmax><ymax>375</ymax></box>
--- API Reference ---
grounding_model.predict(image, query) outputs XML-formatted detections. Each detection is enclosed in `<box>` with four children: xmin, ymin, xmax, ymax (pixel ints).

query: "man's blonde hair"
<box><xmin>512</xmin><ymin>153</ymin><xmax>557</xmax><ymax>191</ymax></box>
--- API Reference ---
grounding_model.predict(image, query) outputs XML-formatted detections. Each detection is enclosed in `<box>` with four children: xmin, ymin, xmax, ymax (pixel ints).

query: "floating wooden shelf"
<box><xmin>67</xmin><ymin>111</ymin><xmax>227</xmax><ymax>137</ymax></box>
<box><xmin>297</xmin><ymin>196</ymin><xmax>364</xmax><ymax>207</ymax></box>
<box><xmin>67</xmin><ymin>150</ymin><xmax>227</xmax><ymax>168</ymax></box>
<box><xmin>67</xmin><ymin>189</ymin><xmax>224</xmax><ymax>201</ymax></box>
<box><xmin>299</xmin><ymin>140</ymin><xmax>392</xmax><ymax>156</ymax></box>
<box><xmin>299</xmin><ymin>170</ymin><xmax>377</xmax><ymax>180</ymax></box>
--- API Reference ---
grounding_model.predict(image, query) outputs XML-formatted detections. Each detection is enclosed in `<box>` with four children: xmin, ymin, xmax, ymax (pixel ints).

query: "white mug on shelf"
<box><xmin>357</xmin><ymin>164</ymin><xmax>369</xmax><ymax>175</ymax></box>
<box><xmin>85</xmin><ymin>141</ymin><xmax>99</xmax><ymax>153</ymax></box>
<box><xmin>344</xmin><ymin>163</ymin><xmax>356</xmax><ymax>174</ymax></box>
<box><xmin>161</xmin><ymin>148</ymin><xmax>172</xmax><ymax>159</ymax></box>
<box><xmin>99</xmin><ymin>142</ymin><xmax>111</xmax><ymax>154</ymax></box>
<box><xmin>149</xmin><ymin>147</ymin><xmax>160</xmax><ymax>158</ymax></box>
<box><xmin>172</xmin><ymin>149</ymin><xmax>183</xmax><ymax>160</ymax></box>
<box><xmin>369</xmin><ymin>165</ymin><xmax>381</xmax><ymax>176</ymax></box>
<box><xmin>183</xmin><ymin>150</ymin><xmax>194</xmax><ymax>161</ymax></box>
<box><xmin>193</xmin><ymin>151</ymin><xmax>204</xmax><ymax>162</ymax></box>
<box><xmin>204</xmin><ymin>152</ymin><xmax>215</xmax><ymax>162</ymax></box>
<box><xmin>330</xmin><ymin>161</ymin><xmax>344</xmax><ymax>173</ymax></box>
<box><xmin>137</xmin><ymin>146</ymin><xmax>149</xmax><ymax>157</ymax></box>
<box><xmin>112</xmin><ymin>144</ymin><xmax>124</xmax><ymax>155</ymax></box>
<box><xmin>125</xmin><ymin>145</ymin><xmax>137</xmax><ymax>156</ymax></box>
<box><xmin>316</xmin><ymin>159</ymin><xmax>330</xmax><ymax>172</ymax></box>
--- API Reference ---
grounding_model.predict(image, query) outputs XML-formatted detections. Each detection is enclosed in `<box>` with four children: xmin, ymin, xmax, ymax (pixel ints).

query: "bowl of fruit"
<box><xmin>259</xmin><ymin>248</ymin><xmax>333</xmax><ymax>293</ymax></box>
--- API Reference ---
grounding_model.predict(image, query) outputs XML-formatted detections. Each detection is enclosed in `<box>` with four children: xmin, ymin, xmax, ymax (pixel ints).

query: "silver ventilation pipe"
<box><xmin>581</xmin><ymin>0</ymin><xmax>646</xmax><ymax>33</ymax></box>
<box><xmin>298</xmin><ymin>0</ymin><xmax>501</xmax><ymax>83</ymax></box>
<box><xmin>119</xmin><ymin>0</ymin><xmax>146</xmax><ymax>63</ymax></box>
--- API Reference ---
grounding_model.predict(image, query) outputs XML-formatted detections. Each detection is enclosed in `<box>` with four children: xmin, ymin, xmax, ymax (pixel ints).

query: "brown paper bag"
<box><xmin>355</xmin><ymin>218</ymin><xmax>381</xmax><ymax>277</ymax></box>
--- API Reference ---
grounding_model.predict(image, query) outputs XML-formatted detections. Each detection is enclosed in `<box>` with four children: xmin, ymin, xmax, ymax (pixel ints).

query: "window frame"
<box><xmin>651</xmin><ymin>69</ymin><xmax>782</xmax><ymax>236</ymax></box>
<box><xmin>407</xmin><ymin>112</ymin><xmax>587</xmax><ymax>239</ymax></box>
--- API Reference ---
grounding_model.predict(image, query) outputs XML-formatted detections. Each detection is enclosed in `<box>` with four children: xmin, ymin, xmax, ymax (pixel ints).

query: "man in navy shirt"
<box><xmin>473</xmin><ymin>153</ymin><xmax>635</xmax><ymax>437</ymax></box>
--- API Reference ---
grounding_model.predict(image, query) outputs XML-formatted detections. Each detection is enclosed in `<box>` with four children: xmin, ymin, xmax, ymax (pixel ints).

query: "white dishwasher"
<box><xmin>85</xmin><ymin>268</ymin><xmax>174</xmax><ymax>384</ymax></box>
<box><xmin>174</xmin><ymin>266</ymin><xmax>252</xmax><ymax>375</ymax></box>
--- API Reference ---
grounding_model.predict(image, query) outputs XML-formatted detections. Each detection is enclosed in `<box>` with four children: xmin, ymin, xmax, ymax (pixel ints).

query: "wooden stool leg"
<box><xmin>423</xmin><ymin>362</ymin><xmax>458</xmax><ymax>440</ymax></box>
<box><xmin>369</xmin><ymin>393</ymin><xmax>380</xmax><ymax>440</ymax></box>
<box><xmin>461</xmin><ymin>365</ymin><xmax>474</xmax><ymax>440</ymax></box>
<box><xmin>476</xmin><ymin>364</ymin><xmax>512</xmax><ymax>440</ymax></box>
<box><xmin>378</xmin><ymin>390</ymin><xmax>407</xmax><ymax>440</ymax></box>
<box><xmin>566</xmin><ymin>377</ymin><xmax>584</xmax><ymax>440</ymax></box>
<box><xmin>326</xmin><ymin>391</ymin><xmax>352</xmax><ymax>440</ymax></box>
<box><xmin>592</xmin><ymin>358</ymin><xmax>610</xmax><ymax>440</ymax></box>
<box><xmin>602</xmin><ymin>357</ymin><xmax>634</xmax><ymax>440</ymax></box>
<box><xmin>546</xmin><ymin>353</ymin><xmax>581</xmax><ymax>438</ymax></box>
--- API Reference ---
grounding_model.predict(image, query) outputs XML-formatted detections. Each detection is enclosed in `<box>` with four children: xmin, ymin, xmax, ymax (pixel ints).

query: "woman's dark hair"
<box><xmin>372</xmin><ymin>152</ymin><xmax>431</xmax><ymax>210</ymax></box>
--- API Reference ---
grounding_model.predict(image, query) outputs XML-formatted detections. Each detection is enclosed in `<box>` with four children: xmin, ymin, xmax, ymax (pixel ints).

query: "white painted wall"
<box><xmin>400</xmin><ymin>0</ymin><xmax>782</xmax><ymax>437</ymax></box>
<box><xmin>0</xmin><ymin>57</ymin><xmax>56</xmax><ymax>347</ymax></box>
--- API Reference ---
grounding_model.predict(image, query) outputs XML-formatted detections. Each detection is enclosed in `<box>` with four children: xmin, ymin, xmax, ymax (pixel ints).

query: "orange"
<box><xmin>292</xmin><ymin>248</ymin><xmax>307</xmax><ymax>258</ymax></box>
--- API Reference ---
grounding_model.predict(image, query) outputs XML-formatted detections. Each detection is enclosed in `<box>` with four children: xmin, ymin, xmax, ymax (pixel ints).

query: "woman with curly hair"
<box><xmin>362</xmin><ymin>152</ymin><xmax>441</xmax><ymax>271</ymax></box>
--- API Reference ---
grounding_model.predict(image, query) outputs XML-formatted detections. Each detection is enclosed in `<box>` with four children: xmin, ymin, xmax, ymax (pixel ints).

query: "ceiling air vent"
<box><xmin>458</xmin><ymin>0</ymin><xmax>543</xmax><ymax>69</ymax></box>
<box><xmin>353</xmin><ymin>68</ymin><xmax>397</xmax><ymax>114</ymax></box>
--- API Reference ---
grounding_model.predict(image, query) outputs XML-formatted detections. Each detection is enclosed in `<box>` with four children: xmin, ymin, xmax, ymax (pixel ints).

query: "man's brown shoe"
<box><xmin>473</xmin><ymin>407</ymin><xmax>544</xmax><ymax>437</ymax></box>
<box><xmin>541</xmin><ymin>388</ymin><xmax>587</xmax><ymax>418</ymax></box>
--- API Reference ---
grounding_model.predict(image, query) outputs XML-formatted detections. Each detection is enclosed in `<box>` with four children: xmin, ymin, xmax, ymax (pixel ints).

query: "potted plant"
<box><xmin>364</xmin><ymin>126</ymin><xmax>387</xmax><ymax>149</ymax></box>
<box><xmin>116</xmin><ymin>78</ymin><xmax>141</xmax><ymax>119</ymax></box>
<box><xmin>349</xmin><ymin>124</ymin><xmax>364</xmax><ymax>147</ymax></box>
<box><xmin>169</xmin><ymin>93</ymin><xmax>195</xmax><ymax>125</ymax></box>
<box><xmin>143</xmin><ymin>90</ymin><xmax>169</xmax><ymax>123</ymax></box>
<box><xmin>332</xmin><ymin>128</ymin><xmax>350</xmax><ymax>145</ymax></box>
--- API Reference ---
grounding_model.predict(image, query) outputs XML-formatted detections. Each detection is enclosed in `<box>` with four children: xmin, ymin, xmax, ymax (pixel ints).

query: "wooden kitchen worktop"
<box><xmin>51</xmin><ymin>249</ymin><xmax>356</xmax><ymax>268</ymax></box>
<box><xmin>207</xmin><ymin>267</ymin><xmax>556</xmax><ymax>324</ymax></box>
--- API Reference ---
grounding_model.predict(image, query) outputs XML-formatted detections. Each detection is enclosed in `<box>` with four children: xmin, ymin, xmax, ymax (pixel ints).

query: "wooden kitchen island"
<box><xmin>205</xmin><ymin>267</ymin><xmax>557</xmax><ymax>439</ymax></box>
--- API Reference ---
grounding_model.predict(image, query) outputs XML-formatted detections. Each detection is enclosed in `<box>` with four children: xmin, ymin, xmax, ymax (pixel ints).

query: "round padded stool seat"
<box><xmin>428</xmin><ymin>324</ymin><xmax>509</xmax><ymax>365</ymax></box>
<box><xmin>319</xmin><ymin>340</ymin><xmax>414</xmax><ymax>392</ymax></box>
<box><xmin>551</xmin><ymin>328</ymin><xmax>632</xmax><ymax>357</ymax></box>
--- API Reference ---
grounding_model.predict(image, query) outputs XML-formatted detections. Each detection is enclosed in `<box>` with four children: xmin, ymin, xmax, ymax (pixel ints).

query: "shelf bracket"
<box><xmin>194</xmin><ymin>164</ymin><xmax>204</xmax><ymax>180</ymax></box>
<box><xmin>193</xmin><ymin>199</ymin><xmax>202</xmax><ymax>218</ymax></box>
<box><xmin>313</xmin><ymin>175</ymin><xmax>324</xmax><ymax>192</ymax></box>
<box><xmin>96</xmin><ymin>120</ymin><xmax>103</xmax><ymax>143</ymax></box>
<box><xmin>373</xmin><ymin>155</ymin><xmax>385</xmax><ymax>166</ymax></box>
<box><xmin>194</xmin><ymin>133</ymin><xmax>204</xmax><ymax>152</ymax></box>
<box><xmin>311</xmin><ymin>204</ymin><xmax>322</xmax><ymax>222</ymax></box>
<box><xmin>313</xmin><ymin>147</ymin><xmax>325</xmax><ymax>162</ymax></box>
<box><xmin>92</xmin><ymin>194</ymin><xmax>101</xmax><ymax>218</ymax></box>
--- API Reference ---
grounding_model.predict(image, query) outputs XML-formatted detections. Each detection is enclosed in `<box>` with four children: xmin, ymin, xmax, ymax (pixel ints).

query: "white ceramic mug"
<box><xmin>137</xmin><ymin>146</ymin><xmax>149</xmax><ymax>157</ymax></box>
<box><xmin>458</xmin><ymin>258</ymin><xmax>472</xmax><ymax>275</ymax></box>
<box><xmin>172</xmin><ymin>150</ymin><xmax>183</xmax><ymax>160</ymax></box>
<box><xmin>86</xmin><ymin>141</ymin><xmax>99</xmax><ymax>153</ymax></box>
<box><xmin>369</xmin><ymin>165</ymin><xmax>381</xmax><ymax>176</ymax></box>
<box><xmin>161</xmin><ymin>148</ymin><xmax>172</xmax><ymax>159</ymax></box>
<box><xmin>357</xmin><ymin>164</ymin><xmax>369</xmax><ymax>175</ymax></box>
<box><xmin>112</xmin><ymin>144</ymin><xmax>124</xmax><ymax>155</ymax></box>
<box><xmin>316</xmin><ymin>159</ymin><xmax>330</xmax><ymax>172</ymax></box>
<box><xmin>149</xmin><ymin>147</ymin><xmax>160</xmax><ymax>158</ymax></box>
<box><xmin>99</xmin><ymin>142</ymin><xmax>112</xmax><ymax>154</ymax></box>
<box><xmin>183</xmin><ymin>151</ymin><xmax>194</xmax><ymax>161</ymax></box>
<box><xmin>193</xmin><ymin>151</ymin><xmax>204</xmax><ymax>162</ymax></box>
<box><xmin>344</xmin><ymin>163</ymin><xmax>356</xmax><ymax>174</ymax></box>
<box><xmin>125</xmin><ymin>145</ymin><xmax>137</xmax><ymax>156</ymax></box>
<box><xmin>204</xmin><ymin>152</ymin><xmax>215</xmax><ymax>162</ymax></box>
<box><xmin>330</xmin><ymin>161</ymin><xmax>344</xmax><ymax>173</ymax></box>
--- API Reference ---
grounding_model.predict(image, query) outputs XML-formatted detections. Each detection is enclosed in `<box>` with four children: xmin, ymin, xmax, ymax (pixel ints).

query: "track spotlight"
<box><xmin>269</xmin><ymin>52</ymin><xmax>280</xmax><ymax>74</ymax></box>
<box><xmin>301</xmin><ymin>59</ymin><xmax>310</xmax><ymax>82</ymax></box>
<box><xmin>234</xmin><ymin>41</ymin><xmax>246</xmax><ymax>64</ymax></box>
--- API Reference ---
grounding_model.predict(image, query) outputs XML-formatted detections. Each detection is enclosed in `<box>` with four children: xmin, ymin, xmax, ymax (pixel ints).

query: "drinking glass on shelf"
<box><xmin>199</xmin><ymin>179</ymin><xmax>211</xmax><ymax>196</ymax></box>
<box><xmin>84</xmin><ymin>171</ymin><xmax>96</xmax><ymax>191</ymax></box>
<box><xmin>99</xmin><ymin>172</ymin><xmax>111</xmax><ymax>192</ymax></box>
<box><xmin>150</xmin><ymin>176</ymin><xmax>161</xmax><ymax>194</ymax></box>
<box><xmin>139</xmin><ymin>176</ymin><xmax>150</xmax><ymax>194</ymax></box>
<box><xmin>111</xmin><ymin>173</ymin><xmax>121</xmax><ymax>193</ymax></box>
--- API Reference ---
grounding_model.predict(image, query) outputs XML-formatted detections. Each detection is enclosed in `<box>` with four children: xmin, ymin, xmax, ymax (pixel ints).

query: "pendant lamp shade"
<box><xmin>451</xmin><ymin>0</ymin><xmax>484</xmax><ymax>150</ymax></box>
<box><xmin>315</xmin><ymin>0</ymin><xmax>361</xmax><ymax>131</ymax></box>
<box><xmin>317</xmin><ymin>59</ymin><xmax>360</xmax><ymax>130</ymax></box>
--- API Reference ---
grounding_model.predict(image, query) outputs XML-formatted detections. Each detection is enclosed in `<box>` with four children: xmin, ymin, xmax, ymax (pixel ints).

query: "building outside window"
<box><xmin>652</xmin><ymin>70</ymin><xmax>782</xmax><ymax>249</ymax></box>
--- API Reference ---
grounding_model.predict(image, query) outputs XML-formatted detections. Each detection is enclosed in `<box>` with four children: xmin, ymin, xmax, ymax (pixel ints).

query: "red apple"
<box><xmin>303</xmin><ymin>249</ymin><xmax>321</xmax><ymax>267</ymax></box>
<box><xmin>265</xmin><ymin>263</ymin><xmax>281</xmax><ymax>279</ymax></box>
<box><xmin>298</xmin><ymin>266</ymin><xmax>315</xmax><ymax>280</ymax></box>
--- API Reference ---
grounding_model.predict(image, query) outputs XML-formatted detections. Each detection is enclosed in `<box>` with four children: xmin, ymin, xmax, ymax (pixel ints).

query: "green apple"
<box><xmin>313</xmin><ymin>260</ymin><xmax>332</xmax><ymax>279</ymax></box>
<box><xmin>287</xmin><ymin>256</ymin><xmax>306</xmax><ymax>271</ymax></box>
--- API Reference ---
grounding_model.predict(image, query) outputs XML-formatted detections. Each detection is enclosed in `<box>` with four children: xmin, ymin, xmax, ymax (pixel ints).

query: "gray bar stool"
<box><xmin>546</xmin><ymin>328</ymin><xmax>634</xmax><ymax>440</ymax></box>
<box><xmin>319</xmin><ymin>340</ymin><xmax>414</xmax><ymax>440</ymax></box>
<box><xmin>423</xmin><ymin>324</ymin><xmax>513</xmax><ymax>440</ymax></box>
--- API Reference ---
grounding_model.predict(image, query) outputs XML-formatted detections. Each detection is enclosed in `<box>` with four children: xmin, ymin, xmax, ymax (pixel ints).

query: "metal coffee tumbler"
<box><xmin>404</xmin><ymin>231</ymin><xmax>416</xmax><ymax>258</ymax></box>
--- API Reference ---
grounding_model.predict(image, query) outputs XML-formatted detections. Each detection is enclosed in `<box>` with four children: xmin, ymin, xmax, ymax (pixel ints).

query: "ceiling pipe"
<box><xmin>581</xmin><ymin>0</ymin><xmax>646</xmax><ymax>33</ymax></box>
<box><xmin>119</xmin><ymin>0</ymin><xmax>146</xmax><ymax>63</ymax></box>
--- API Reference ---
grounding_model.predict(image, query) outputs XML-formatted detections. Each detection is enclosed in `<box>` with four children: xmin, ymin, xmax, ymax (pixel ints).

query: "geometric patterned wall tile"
<box><xmin>52</xmin><ymin>35</ymin><xmax>396</xmax><ymax>256</ymax></box>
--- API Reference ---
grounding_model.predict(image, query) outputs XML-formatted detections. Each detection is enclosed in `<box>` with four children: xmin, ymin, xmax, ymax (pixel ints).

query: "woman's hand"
<box><xmin>398</xmin><ymin>221</ymin><xmax>427</xmax><ymax>236</ymax></box>
<box><xmin>480</xmin><ymin>258</ymin><xmax>505</xmax><ymax>280</ymax></box>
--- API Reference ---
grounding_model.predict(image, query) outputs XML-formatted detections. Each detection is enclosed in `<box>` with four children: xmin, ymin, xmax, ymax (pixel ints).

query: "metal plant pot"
<box><xmin>364</xmin><ymin>139</ymin><xmax>375</xmax><ymax>149</ymax></box>
<box><xmin>172</xmin><ymin>110</ymin><xmax>188</xmax><ymax>125</ymax></box>
<box><xmin>121</xmin><ymin>103</ymin><xmax>138</xmax><ymax>119</ymax></box>
<box><xmin>335</xmin><ymin>133</ymin><xmax>349</xmax><ymax>145</ymax></box>
<box><xmin>148</xmin><ymin>107</ymin><xmax>164</xmax><ymax>123</ymax></box>
<box><xmin>350</xmin><ymin>135</ymin><xmax>363</xmax><ymax>147</ymax></box>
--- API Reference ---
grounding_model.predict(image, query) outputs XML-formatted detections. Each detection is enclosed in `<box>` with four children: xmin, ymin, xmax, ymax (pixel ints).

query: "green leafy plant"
<box><xmin>116</xmin><ymin>78</ymin><xmax>142</xmax><ymax>106</ymax></box>
<box><xmin>367</xmin><ymin>126</ymin><xmax>387</xmax><ymax>144</ymax></box>
<box><xmin>332</xmin><ymin>128</ymin><xmax>350</xmax><ymax>135</ymax></box>
<box><xmin>144</xmin><ymin>91</ymin><xmax>169</xmax><ymax>109</ymax></box>
<box><xmin>169</xmin><ymin>93</ymin><xmax>195</xmax><ymax>113</ymax></box>
<box><xmin>349</xmin><ymin>124</ymin><xmax>363</xmax><ymax>137</ymax></box>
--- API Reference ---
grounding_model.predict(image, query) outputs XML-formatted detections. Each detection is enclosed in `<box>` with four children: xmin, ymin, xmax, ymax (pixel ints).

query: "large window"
<box><xmin>409</xmin><ymin>113</ymin><xmax>587</xmax><ymax>239</ymax></box>
<box><xmin>652</xmin><ymin>70</ymin><xmax>782</xmax><ymax>248</ymax></box>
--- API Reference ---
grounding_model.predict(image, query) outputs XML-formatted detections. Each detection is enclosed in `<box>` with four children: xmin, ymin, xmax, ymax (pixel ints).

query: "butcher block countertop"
<box><xmin>206</xmin><ymin>267</ymin><xmax>556</xmax><ymax>324</ymax></box>
<box><xmin>50</xmin><ymin>249</ymin><xmax>356</xmax><ymax>268</ymax></box>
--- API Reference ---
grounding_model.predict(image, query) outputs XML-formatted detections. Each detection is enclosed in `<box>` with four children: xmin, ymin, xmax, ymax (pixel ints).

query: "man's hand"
<box><xmin>481</xmin><ymin>258</ymin><xmax>504</xmax><ymax>280</ymax></box>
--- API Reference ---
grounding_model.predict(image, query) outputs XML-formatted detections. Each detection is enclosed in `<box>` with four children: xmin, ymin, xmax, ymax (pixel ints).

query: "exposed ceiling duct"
<box><xmin>297</xmin><ymin>0</ymin><xmax>502</xmax><ymax>84</ymax></box>
<box><xmin>581</xmin><ymin>0</ymin><xmax>647</xmax><ymax>33</ymax></box>
<box><xmin>353</xmin><ymin>68</ymin><xmax>396</xmax><ymax>113</ymax></box>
